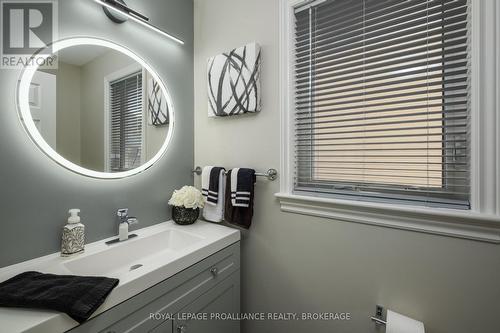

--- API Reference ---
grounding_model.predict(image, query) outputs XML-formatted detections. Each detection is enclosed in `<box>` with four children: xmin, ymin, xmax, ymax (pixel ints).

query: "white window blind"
<box><xmin>109</xmin><ymin>71</ymin><xmax>143</xmax><ymax>172</ymax></box>
<box><xmin>293</xmin><ymin>0</ymin><xmax>471</xmax><ymax>209</ymax></box>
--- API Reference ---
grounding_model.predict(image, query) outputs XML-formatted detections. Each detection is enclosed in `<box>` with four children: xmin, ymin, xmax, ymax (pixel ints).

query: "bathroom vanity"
<box><xmin>0</xmin><ymin>221</ymin><xmax>240</xmax><ymax>333</ymax></box>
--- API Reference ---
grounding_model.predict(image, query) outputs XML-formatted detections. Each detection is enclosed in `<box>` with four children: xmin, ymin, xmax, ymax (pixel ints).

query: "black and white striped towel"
<box><xmin>202</xmin><ymin>166</ymin><xmax>225</xmax><ymax>206</ymax></box>
<box><xmin>230</xmin><ymin>168</ymin><xmax>256</xmax><ymax>208</ymax></box>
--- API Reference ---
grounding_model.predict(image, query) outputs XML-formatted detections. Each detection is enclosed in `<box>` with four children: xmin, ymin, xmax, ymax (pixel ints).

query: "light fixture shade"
<box><xmin>102</xmin><ymin>0</ymin><xmax>128</xmax><ymax>23</ymax></box>
<box><xmin>93</xmin><ymin>0</ymin><xmax>184</xmax><ymax>45</ymax></box>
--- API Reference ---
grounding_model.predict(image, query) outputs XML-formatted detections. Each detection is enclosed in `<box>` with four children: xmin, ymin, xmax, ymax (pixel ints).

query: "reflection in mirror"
<box><xmin>30</xmin><ymin>43</ymin><xmax>170</xmax><ymax>173</ymax></box>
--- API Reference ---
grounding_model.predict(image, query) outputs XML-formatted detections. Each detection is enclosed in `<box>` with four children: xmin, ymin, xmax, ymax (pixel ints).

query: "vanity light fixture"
<box><xmin>93</xmin><ymin>0</ymin><xmax>184</xmax><ymax>45</ymax></box>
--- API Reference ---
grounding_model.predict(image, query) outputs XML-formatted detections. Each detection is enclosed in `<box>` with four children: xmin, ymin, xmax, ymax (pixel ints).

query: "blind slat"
<box><xmin>295</xmin><ymin>12</ymin><xmax>467</xmax><ymax>60</ymax></box>
<box><xmin>296</xmin><ymin>62</ymin><xmax>467</xmax><ymax>95</ymax></box>
<box><xmin>295</xmin><ymin>1</ymin><xmax>466</xmax><ymax>56</ymax></box>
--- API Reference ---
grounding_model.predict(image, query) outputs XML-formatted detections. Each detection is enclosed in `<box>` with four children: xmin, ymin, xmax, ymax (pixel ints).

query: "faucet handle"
<box><xmin>127</xmin><ymin>217</ymin><xmax>139</xmax><ymax>225</ymax></box>
<box><xmin>117</xmin><ymin>208</ymin><xmax>129</xmax><ymax>218</ymax></box>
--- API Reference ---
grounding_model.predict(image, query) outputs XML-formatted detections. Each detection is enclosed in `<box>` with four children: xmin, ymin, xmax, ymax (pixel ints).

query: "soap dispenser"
<box><xmin>61</xmin><ymin>209</ymin><xmax>85</xmax><ymax>257</ymax></box>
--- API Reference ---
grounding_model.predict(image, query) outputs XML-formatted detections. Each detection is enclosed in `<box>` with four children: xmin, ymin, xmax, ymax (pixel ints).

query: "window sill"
<box><xmin>275</xmin><ymin>193</ymin><xmax>500</xmax><ymax>243</ymax></box>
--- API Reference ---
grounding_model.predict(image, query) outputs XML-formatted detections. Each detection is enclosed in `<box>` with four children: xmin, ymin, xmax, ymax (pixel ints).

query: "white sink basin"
<box><xmin>0</xmin><ymin>221</ymin><xmax>240</xmax><ymax>333</ymax></box>
<box><xmin>64</xmin><ymin>229</ymin><xmax>203</xmax><ymax>276</ymax></box>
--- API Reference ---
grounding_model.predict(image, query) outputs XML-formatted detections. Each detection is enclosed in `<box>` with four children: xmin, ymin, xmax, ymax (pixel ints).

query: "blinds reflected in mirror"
<box><xmin>293</xmin><ymin>0</ymin><xmax>471</xmax><ymax>209</ymax></box>
<box><xmin>109</xmin><ymin>71</ymin><xmax>143</xmax><ymax>172</ymax></box>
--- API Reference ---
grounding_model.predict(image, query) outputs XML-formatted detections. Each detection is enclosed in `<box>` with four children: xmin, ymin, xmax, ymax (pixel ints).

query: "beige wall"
<box><xmin>40</xmin><ymin>63</ymin><xmax>82</xmax><ymax>164</ymax></box>
<box><xmin>146</xmin><ymin>123</ymin><xmax>168</xmax><ymax>161</ymax></box>
<box><xmin>79</xmin><ymin>50</ymin><xmax>168</xmax><ymax>170</ymax></box>
<box><xmin>79</xmin><ymin>49</ymin><xmax>136</xmax><ymax>171</ymax></box>
<box><xmin>55</xmin><ymin>62</ymin><xmax>82</xmax><ymax>165</ymax></box>
<box><xmin>193</xmin><ymin>1</ymin><xmax>500</xmax><ymax>332</ymax></box>
<box><xmin>41</xmin><ymin>50</ymin><xmax>167</xmax><ymax>171</ymax></box>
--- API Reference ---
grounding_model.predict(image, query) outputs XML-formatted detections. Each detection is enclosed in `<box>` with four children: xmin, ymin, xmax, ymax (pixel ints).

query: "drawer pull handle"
<box><xmin>177</xmin><ymin>324</ymin><xmax>187</xmax><ymax>333</ymax></box>
<box><xmin>210</xmin><ymin>267</ymin><xmax>218</xmax><ymax>277</ymax></box>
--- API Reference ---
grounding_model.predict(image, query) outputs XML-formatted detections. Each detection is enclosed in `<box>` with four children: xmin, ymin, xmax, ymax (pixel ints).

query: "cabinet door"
<box><xmin>173</xmin><ymin>272</ymin><xmax>240</xmax><ymax>333</ymax></box>
<box><xmin>71</xmin><ymin>243</ymin><xmax>240</xmax><ymax>333</ymax></box>
<box><xmin>150</xmin><ymin>320</ymin><xmax>173</xmax><ymax>333</ymax></box>
<box><xmin>70</xmin><ymin>242</ymin><xmax>240</xmax><ymax>333</ymax></box>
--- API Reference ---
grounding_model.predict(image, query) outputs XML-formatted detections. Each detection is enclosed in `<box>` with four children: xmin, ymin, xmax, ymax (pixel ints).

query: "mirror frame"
<box><xmin>17</xmin><ymin>37</ymin><xmax>175</xmax><ymax>179</ymax></box>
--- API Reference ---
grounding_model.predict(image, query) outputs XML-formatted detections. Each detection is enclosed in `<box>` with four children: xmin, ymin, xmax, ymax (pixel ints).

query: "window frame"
<box><xmin>277</xmin><ymin>0</ymin><xmax>500</xmax><ymax>243</ymax></box>
<box><xmin>103</xmin><ymin>63</ymin><xmax>147</xmax><ymax>173</ymax></box>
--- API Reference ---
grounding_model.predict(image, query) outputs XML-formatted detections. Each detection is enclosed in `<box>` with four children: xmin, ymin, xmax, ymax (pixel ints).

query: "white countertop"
<box><xmin>0</xmin><ymin>221</ymin><xmax>240</xmax><ymax>333</ymax></box>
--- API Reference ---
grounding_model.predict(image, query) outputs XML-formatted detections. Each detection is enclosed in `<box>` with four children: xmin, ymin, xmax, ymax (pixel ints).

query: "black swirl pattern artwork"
<box><xmin>207</xmin><ymin>42</ymin><xmax>261</xmax><ymax>117</ymax></box>
<box><xmin>147</xmin><ymin>74</ymin><xmax>169</xmax><ymax>126</ymax></box>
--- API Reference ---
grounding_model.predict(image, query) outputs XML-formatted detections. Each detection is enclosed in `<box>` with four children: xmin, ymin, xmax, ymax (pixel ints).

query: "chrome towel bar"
<box><xmin>192</xmin><ymin>166</ymin><xmax>278</xmax><ymax>181</ymax></box>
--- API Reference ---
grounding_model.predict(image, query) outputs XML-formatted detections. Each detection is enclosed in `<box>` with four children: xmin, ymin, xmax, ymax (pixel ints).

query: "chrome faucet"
<box><xmin>117</xmin><ymin>208</ymin><xmax>138</xmax><ymax>241</ymax></box>
<box><xmin>106</xmin><ymin>208</ymin><xmax>139</xmax><ymax>245</ymax></box>
<box><xmin>117</xmin><ymin>208</ymin><xmax>138</xmax><ymax>225</ymax></box>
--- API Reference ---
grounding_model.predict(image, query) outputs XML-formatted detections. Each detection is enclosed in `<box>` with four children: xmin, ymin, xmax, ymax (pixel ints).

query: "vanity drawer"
<box><xmin>170</xmin><ymin>271</ymin><xmax>240</xmax><ymax>333</ymax></box>
<box><xmin>68</xmin><ymin>241</ymin><xmax>240</xmax><ymax>333</ymax></box>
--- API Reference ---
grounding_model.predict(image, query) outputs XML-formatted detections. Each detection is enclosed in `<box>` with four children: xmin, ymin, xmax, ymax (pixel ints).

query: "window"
<box><xmin>108</xmin><ymin>71</ymin><xmax>143</xmax><ymax>172</ymax></box>
<box><xmin>293</xmin><ymin>0</ymin><xmax>470</xmax><ymax>209</ymax></box>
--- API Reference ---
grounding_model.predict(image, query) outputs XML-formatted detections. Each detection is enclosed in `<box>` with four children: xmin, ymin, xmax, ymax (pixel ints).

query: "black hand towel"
<box><xmin>225</xmin><ymin>169</ymin><xmax>256</xmax><ymax>229</ymax></box>
<box><xmin>0</xmin><ymin>271</ymin><xmax>119</xmax><ymax>323</ymax></box>
<box><xmin>230</xmin><ymin>168</ymin><xmax>256</xmax><ymax>208</ymax></box>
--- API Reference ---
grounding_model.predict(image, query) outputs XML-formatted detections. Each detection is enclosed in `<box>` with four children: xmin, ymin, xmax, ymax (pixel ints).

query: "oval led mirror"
<box><xmin>17</xmin><ymin>37</ymin><xmax>174</xmax><ymax>179</ymax></box>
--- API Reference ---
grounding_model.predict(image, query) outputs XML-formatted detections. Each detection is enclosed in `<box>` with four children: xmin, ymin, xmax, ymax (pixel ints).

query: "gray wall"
<box><xmin>193</xmin><ymin>1</ymin><xmax>500</xmax><ymax>333</ymax></box>
<box><xmin>0</xmin><ymin>0</ymin><xmax>193</xmax><ymax>266</ymax></box>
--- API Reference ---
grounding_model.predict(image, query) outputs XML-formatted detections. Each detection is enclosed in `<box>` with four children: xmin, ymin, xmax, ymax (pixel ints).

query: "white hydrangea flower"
<box><xmin>168</xmin><ymin>186</ymin><xmax>205</xmax><ymax>209</ymax></box>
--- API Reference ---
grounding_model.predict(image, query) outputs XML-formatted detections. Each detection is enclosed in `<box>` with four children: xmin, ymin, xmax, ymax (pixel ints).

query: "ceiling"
<box><xmin>57</xmin><ymin>45</ymin><xmax>110</xmax><ymax>66</ymax></box>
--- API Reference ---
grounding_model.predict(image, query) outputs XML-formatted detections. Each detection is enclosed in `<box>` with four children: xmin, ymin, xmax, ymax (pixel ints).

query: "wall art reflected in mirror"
<box><xmin>18</xmin><ymin>38</ymin><xmax>174</xmax><ymax>178</ymax></box>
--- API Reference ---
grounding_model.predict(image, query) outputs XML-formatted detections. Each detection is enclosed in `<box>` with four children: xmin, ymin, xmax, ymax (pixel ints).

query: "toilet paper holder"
<box><xmin>371</xmin><ymin>306</ymin><xmax>426</xmax><ymax>332</ymax></box>
<box><xmin>371</xmin><ymin>316</ymin><xmax>387</xmax><ymax>326</ymax></box>
<box><xmin>370</xmin><ymin>305</ymin><xmax>387</xmax><ymax>326</ymax></box>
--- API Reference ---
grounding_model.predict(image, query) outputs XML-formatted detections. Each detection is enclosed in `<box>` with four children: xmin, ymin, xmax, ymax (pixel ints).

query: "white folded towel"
<box><xmin>203</xmin><ymin>169</ymin><xmax>225</xmax><ymax>223</ymax></box>
<box><xmin>201</xmin><ymin>166</ymin><xmax>215</xmax><ymax>205</ymax></box>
